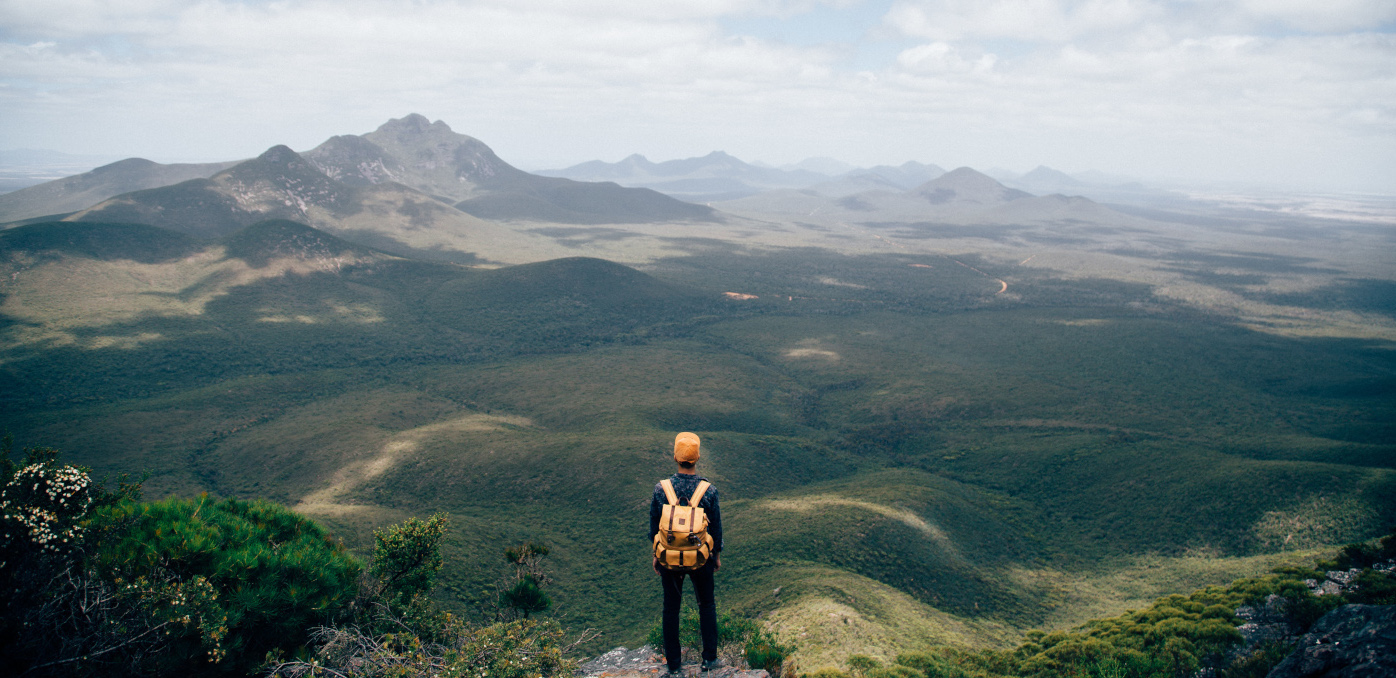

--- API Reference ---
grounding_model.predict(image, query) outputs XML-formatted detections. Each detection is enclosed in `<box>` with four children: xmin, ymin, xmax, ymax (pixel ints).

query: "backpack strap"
<box><xmin>660</xmin><ymin>479</ymin><xmax>680</xmax><ymax>506</ymax></box>
<box><xmin>689</xmin><ymin>480</ymin><xmax>711</xmax><ymax>507</ymax></box>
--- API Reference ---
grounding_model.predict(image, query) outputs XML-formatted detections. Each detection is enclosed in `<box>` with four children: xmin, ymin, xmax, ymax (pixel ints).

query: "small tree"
<box><xmin>371</xmin><ymin>512</ymin><xmax>451</xmax><ymax>602</ymax></box>
<box><xmin>503</xmin><ymin>574</ymin><xmax>552</xmax><ymax>619</ymax></box>
<box><xmin>500</xmin><ymin>542</ymin><xmax>553</xmax><ymax>619</ymax></box>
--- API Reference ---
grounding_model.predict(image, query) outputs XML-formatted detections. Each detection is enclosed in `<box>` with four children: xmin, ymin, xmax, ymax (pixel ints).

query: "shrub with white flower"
<box><xmin>0</xmin><ymin>454</ymin><xmax>95</xmax><ymax>567</ymax></box>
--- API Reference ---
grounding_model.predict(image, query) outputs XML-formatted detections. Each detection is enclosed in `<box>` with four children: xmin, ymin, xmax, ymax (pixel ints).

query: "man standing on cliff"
<box><xmin>650</xmin><ymin>432</ymin><xmax>724</xmax><ymax>678</ymax></box>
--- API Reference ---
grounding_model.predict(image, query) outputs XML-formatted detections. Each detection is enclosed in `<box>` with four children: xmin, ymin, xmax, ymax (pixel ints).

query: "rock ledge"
<box><xmin>577</xmin><ymin>646</ymin><xmax>770</xmax><ymax>678</ymax></box>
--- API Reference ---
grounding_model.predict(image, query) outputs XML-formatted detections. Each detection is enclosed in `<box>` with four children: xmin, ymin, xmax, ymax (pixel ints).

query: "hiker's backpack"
<box><xmin>653</xmin><ymin>479</ymin><xmax>713</xmax><ymax>571</ymax></box>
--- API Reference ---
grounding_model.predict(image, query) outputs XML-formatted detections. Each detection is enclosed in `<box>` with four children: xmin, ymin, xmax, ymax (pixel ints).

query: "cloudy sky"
<box><xmin>2</xmin><ymin>0</ymin><xmax>1394</xmax><ymax>191</ymax></box>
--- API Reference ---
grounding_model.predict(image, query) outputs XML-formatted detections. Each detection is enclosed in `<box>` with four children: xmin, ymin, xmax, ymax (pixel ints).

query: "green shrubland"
<box><xmin>4</xmin><ymin>221</ymin><xmax>1393</xmax><ymax>657</ymax></box>
<box><xmin>0</xmin><ymin>444</ymin><xmax>582</xmax><ymax>678</ymax></box>
<box><xmin>801</xmin><ymin>526</ymin><xmax>1396</xmax><ymax>678</ymax></box>
<box><xmin>89</xmin><ymin>494</ymin><xmax>362</xmax><ymax>672</ymax></box>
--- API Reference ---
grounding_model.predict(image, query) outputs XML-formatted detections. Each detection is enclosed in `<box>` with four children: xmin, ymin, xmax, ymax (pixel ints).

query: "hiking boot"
<box><xmin>701</xmin><ymin>659</ymin><xmax>724</xmax><ymax>674</ymax></box>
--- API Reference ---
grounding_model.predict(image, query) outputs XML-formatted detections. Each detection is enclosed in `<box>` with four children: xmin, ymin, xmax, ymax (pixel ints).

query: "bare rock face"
<box><xmin>576</xmin><ymin>646</ymin><xmax>770</xmax><ymax>678</ymax></box>
<box><xmin>1266</xmin><ymin>604</ymin><xmax>1396</xmax><ymax>678</ymax></box>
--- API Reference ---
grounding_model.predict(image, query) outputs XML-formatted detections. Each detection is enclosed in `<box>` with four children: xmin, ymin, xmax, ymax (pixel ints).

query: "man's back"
<box><xmin>650</xmin><ymin>473</ymin><xmax>723</xmax><ymax>555</ymax></box>
<box><xmin>651</xmin><ymin>433</ymin><xmax>725</xmax><ymax>678</ymax></box>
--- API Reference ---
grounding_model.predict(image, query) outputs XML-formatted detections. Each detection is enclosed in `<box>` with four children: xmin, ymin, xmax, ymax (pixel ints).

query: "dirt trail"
<box><xmin>759</xmin><ymin>496</ymin><xmax>967</xmax><ymax>565</ymax></box>
<box><xmin>952</xmin><ymin>259</ymin><xmax>1008</xmax><ymax>294</ymax></box>
<box><xmin>295</xmin><ymin>412</ymin><xmax>534</xmax><ymax>516</ymax></box>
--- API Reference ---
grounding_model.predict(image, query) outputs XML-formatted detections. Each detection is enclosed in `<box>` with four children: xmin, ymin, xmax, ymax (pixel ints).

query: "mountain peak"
<box><xmin>255</xmin><ymin>145</ymin><xmax>303</xmax><ymax>166</ymax></box>
<box><xmin>939</xmin><ymin>166</ymin><xmax>996</xmax><ymax>182</ymax></box>
<box><xmin>376</xmin><ymin>113</ymin><xmax>447</xmax><ymax>135</ymax></box>
<box><xmin>215</xmin><ymin>145</ymin><xmax>352</xmax><ymax>216</ymax></box>
<box><xmin>1020</xmin><ymin>165</ymin><xmax>1084</xmax><ymax>186</ymax></box>
<box><xmin>913</xmin><ymin>167</ymin><xmax>1032</xmax><ymax>204</ymax></box>
<box><xmin>234</xmin><ymin>145</ymin><xmax>323</xmax><ymax>178</ymax></box>
<box><xmin>90</xmin><ymin>157</ymin><xmax>159</xmax><ymax>174</ymax></box>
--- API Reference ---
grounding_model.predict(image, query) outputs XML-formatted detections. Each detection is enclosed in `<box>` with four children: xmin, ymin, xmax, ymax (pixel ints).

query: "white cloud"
<box><xmin>0</xmin><ymin>0</ymin><xmax>1392</xmax><ymax>191</ymax></box>
<box><xmin>886</xmin><ymin>0</ymin><xmax>1156</xmax><ymax>42</ymax></box>
<box><xmin>1236</xmin><ymin>0</ymin><xmax>1396</xmax><ymax>33</ymax></box>
<box><xmin>897</xmin><ymin>42</ymin><xmax>997</xmax><ymax>73</ymax></box>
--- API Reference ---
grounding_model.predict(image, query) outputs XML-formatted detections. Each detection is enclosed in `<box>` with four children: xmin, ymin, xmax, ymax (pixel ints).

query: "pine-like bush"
<box><xmin>90</xmin><ymin>494</ymin><xmax>362</xmax><ymax>674</ymax></box>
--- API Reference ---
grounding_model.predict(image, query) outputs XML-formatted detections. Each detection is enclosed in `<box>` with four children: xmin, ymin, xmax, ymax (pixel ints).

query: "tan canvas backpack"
<box><xmin>653</xmin><ymin>478</ymin><xmax>713</xmax><ymax>571</ymax></box>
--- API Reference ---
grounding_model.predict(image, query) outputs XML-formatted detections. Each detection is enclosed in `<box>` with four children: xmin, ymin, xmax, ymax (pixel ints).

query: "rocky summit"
<box><xmin>576</xmin><ymin>646</ymin><xmax>770</xmax><ymax>678</ymax></box>
<box><xmin>1267</xmin><ymin>605</ymin><xmax>1396</xmax><ymax>678</ymax></box>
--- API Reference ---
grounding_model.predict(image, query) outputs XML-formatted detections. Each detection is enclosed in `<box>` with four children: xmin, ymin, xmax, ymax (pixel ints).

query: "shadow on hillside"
<box><xmin>332</xmin><ymin>228</ymin><xmax>490</xmax><ymax>265</ymax></box>
<box><xmin>523</xmin><ymin>226</ymin><xmax>646</xmax><ymax>248</ymax></box>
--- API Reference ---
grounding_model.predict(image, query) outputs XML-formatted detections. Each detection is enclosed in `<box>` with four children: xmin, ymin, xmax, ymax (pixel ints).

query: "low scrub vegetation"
<box><xmin>802</xmin><ymin>526</ymin><xmax>1395</xmax><ymax>678</ymax></box>
<box><xmin>0</xmin><ymin>443</ymin><xmax>587</xmax><ymax>677</ymax></box>
<box><xmin>3</xmin><ymin>437</ymin><xmax>1392</xmax><ymax>677</ymax></box>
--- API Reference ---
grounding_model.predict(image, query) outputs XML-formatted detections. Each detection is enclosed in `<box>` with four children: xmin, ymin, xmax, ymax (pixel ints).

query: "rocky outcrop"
<box><xmin>1235</xmin><ymin>594</ymin><xmax>1308</xmax><ymax>648</ymax></box>
<box><xmin>1266</xmin><ymin>604</ymin><xmax>1396</xmax><ymax>678</ymax></box>
<box><xmin>576</xmin><ymin>646</ymin><xmax>769</xmax><ymax>678</ymax></box>
<box><xmin>1303</xmin><ymin>563</ymin><xmax>1394</xmax><ymax>598</ymax></box>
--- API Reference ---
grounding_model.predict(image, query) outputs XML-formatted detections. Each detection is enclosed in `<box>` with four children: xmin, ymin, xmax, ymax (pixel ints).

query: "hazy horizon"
<box><xmin>3</xmin><ymin>1</ymin><xmax>1394</xmax><ymax>193</ymax></box>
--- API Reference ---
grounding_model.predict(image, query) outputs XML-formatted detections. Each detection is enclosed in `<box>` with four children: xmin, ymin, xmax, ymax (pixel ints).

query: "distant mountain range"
<box><xmin>707</xmin><ymin>165</ymin><xmax>1130</xmax><ymax>229</ymax></box>
<box><xmin>1</xmin><ymin>115</ymin><xmax>715</xmax><ymax>233</ymax></box>
<box><xmin>0</xmin><ymin>114</ymin><xmax>1162</xmax><ymax>263</ymax></box>
<box><xmin>0</xmin><ymin>115</ymin><xmax>720</xmax><ymax>262</ymax></box>
<box><xmin>540</xmin><ymin>152</ymin><xmax>1173</xmax><ymax>206</ymax></box>
<box><xmin>537</xmin><ymin>153</ymin><xmax>948</xmax><ymax>201</ymax></box>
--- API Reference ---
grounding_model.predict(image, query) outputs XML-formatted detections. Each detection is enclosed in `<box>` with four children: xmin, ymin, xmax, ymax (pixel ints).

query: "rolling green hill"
<box><xmin>0</xmin><ymin>219</ymin><xmax>203</xmax><ymax>263</ymax></box>
<box><xmin>454</xmin><ymin>178</ymin><xmax>715</xmax><ymax>224</ymax></box>
<box><xmin>1</xmin><ymin>216</ymin><xmax>1391</xmax><ymax>667</ymax></box>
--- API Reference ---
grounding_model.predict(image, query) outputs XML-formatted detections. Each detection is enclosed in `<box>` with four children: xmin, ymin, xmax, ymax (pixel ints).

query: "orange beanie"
<box><xmin>674</xmin><ymin>432</ymin><xmax>701</xmax><ymax>463</ymax></box>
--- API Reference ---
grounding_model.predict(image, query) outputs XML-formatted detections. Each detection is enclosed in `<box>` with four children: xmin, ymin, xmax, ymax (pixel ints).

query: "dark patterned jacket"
<box><xmin>649</xmin><ymin>473</ymin><xmax>723</xmax><ymax>554</ymax></box>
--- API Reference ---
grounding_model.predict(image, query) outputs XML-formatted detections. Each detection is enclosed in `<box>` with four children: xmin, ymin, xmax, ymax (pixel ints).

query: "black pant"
<box><xmin>660</xmin><ymin>559</ymin><xmax>717</xmax><ymax>671</ymax></box>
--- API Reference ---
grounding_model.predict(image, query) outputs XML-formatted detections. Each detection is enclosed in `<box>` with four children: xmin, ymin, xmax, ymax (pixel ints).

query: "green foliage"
<box><xmin>895</xmin><ymin>651</ymin><xmax>984</xmax><ymax>678</ymax></box>
<box><xmin>867</xmin><ymin>666</ymin><xmax>923</xmax><ymax>678</ymax></box>
<box><xmin>645</xmin><ymin>608</ymin><xmax>762</xmax><ymax>657</ymax></box>
<box><xmin>502</xmin><ymin>574</ymin><xmax>552</xmax><ymax>619</ymax></box>
<box><xmin>745</xmin><ymin>628</ymin><xmax>797</xmax><ymax>675</ymax></box>
<box><xmin>1318</xmin><ymin>524</ymin><xmax>1396</xmax><ymax>572</ymax></box>
<box><xmin>268</xmin><ymin>521</ymin><xmax>586</xmax><ymax>678</ymax></box>
<box><xmin>89</xmin><ymin>494</ymin><xmax>362</xmax><ymax>675</ymax></box>
<box><xmin>847</xmin><ymin>654</ymin><xmax>882</xmax><ymax>677</ymax></box>
<box><xmin>874</xmin><ymin>530</ymin><xmax>1396</xmax><ymax>678</ymax></box>
<box><xmin>372</xmin><ymin>512</ymin><xmax>450</xmax><ymax>601</ymax></box>
<box><xmin>499</xmin><ymin>542</ymin><xmax>554</xmax><ymax>619</ymax></box>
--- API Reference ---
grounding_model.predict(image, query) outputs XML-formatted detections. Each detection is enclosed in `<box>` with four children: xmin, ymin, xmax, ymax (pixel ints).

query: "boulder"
<box><xmin>1266</xmin><ymin>604</ymin><xmax>1396</xmax><ymax>678</ymax></box>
